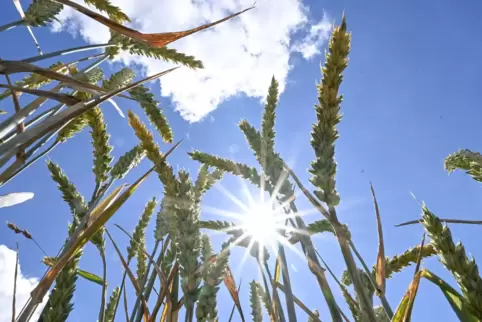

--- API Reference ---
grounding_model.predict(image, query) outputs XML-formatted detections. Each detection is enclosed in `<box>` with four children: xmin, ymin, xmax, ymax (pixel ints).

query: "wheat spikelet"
<box><xmin>56</xmin><ymin>114</ymin><xmax>89</xmax><ymax>143</ymax></box>
<box><xmin>47</xmin><ymin>160</ymin><xmax>88</xmax><ymax>219</ymax></box>
<box><xmin>87</xmin><ymin>107</ymin><xmax>113</xmax><ymax>185</ymax></box>
<box><xmin>102</xmin><ymin>68</ymin><xmax>135</xmax><ymax>90</ymax></box>
<box><xmin>41</xmin><ymin>247</ymin><xmax>82</xmax><ymax>322</ymax></box>
<box><xmin>110</xmin><ymin>145</ymin><xmax>145</xmax><ymax>179</ymax></box>
<box><xmin>83</xmin><ymin>0</ymin><xmax>129</xmax><ymax>23</ymax></box>
<box><xmin>127</xmin><ymin>197</ymin><xmax>157</xmax><ymax>260</ymax></box>
<box><xmin>24</xmin><ymin>0</ymin><xmax>63</xmax><ymax>27</ymax></box>
<box><xmin>189</xmin><ymin>151</ymin><xmax>269</xmax><ymax>189</ymax></box>
<box><xmin>175</xmin><ymin>170</ymin><xmax>201</xmax><ymax>311</ymax></box>
<box><xmin>129</xmin><ymin>85</ymin><xmax>173</xmax><ymax>143</ymax></box>
<box><xmin>309</xmin><ymin>17</ymin><xmax>351</xmax><ymax>206</ymax></box>
<box><xmin>103</xmin><ymin>287</ymin><xmax>120</xmax><ymax>322</ymax></box>
<box><xmin>422</xmin><ymin>205</ymin><xmax>482</xmax><ymax>318</ymax></box>
<box><xmin>249</xmin><ymin>280</ymin><xmax>263</xmax><ymax>322</ymax></box>
<box><xmin>445</xmin><ymin>149</ymin><xmax>482</xmax><ymax>182</ymax></box>
<box><xmin>128</xmin><ymin>110</ymin><xmax>178</xmax><ymax>196</ymax></box>
<box><xmin>382</xmin><ymin>244</ymin><xmax>436</xmax><ymax>279</ymax></box>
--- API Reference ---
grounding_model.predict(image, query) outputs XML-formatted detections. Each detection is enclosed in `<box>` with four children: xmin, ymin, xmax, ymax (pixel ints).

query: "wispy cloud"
<box><xmin>292</xmin><ymin>12</ymin><xmax>332</xmax><ymax>59</ymax></box>
<box><xmin>52</xmin><ymin>0</ymin><xmax>331</xmax><ymax>122</ymax></box>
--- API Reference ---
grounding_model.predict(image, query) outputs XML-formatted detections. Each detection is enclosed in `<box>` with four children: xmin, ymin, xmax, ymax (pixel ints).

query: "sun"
<box><xmin>240</xmin><ymin>202</ymin><xmax>280</xmax><ymax>247</ymax></box>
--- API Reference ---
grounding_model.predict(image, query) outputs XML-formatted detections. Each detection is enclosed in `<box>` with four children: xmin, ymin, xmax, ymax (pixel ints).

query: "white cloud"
<box><xmin>292</xmin><ymin>12</ymin><xmax>332</xmax><ymax>59</ymax></box>
<box><xmin>53</xmin><ymin>0</ymin><xmax>331</xmax><ymax>122</ymax></box>
<box><xmin>0</xmin><ymin>245</ymin><xmax>48</xmax><ymax>322</ymax></box>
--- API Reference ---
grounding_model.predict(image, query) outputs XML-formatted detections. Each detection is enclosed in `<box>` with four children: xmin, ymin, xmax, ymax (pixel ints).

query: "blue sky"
<box><xmin>1</xmin><ymin>0</ymin><xmax>482</xmax><ymax>321</ymax></box>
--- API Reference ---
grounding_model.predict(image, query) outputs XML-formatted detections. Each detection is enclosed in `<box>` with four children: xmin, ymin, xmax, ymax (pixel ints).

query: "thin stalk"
<box><xmin>185</xmin><ymin>308</ymin><xmax>194</xmax><ymax>322</ymax></box>
<box><xmin>21</xmin><ymin>43</ymin><xmax>114</xmax><ymax>64</ymax></box>
<box><xmin>256</xmin><ymin>259</ymin><xmax>275</xmax><ymax>319</ymax></box>
<box><xmin>130</xmin><ymin>241</ymin><xmax>160</xmax><ymax>322</ymax></box>
<box><xmin>289</xmin><ymin>202</ymin><xmax>341</xmax><ymax>321</ymax></box>
<box><xmin>0</xmin><ymin>53</ymin><xmax>106</xmax><ymax>142</ymax></box>
<box><xmin>98</xmin><ymin>250</ymin><xmax>108</xmax><ymax>322</ymax></box>
<box><xmin>264</xmin><ymin>261</ymin><xmax>286</xmax><ymax>322</ymax></box>
<box><xmin>91</xmin><ymin>182</ymin><xmax>101</xmax><ymax>205</ymax></box>
<box><xmin>122</xmin><ymin>282</ymin><xmax>130</xmax><ymax>322</ymax></box>
<box><xmin>0</xmin><ymin>19</ymin><xmax>23</xmax><ymax>32</ymax></box>
<box><xmin>0</xmin><ymin>67</ymin><xmax>177</xmax><ymax>158</ymax></box>
<box><xmin>314</xmin><ymin>248</ymin><xmax>358</xmax><ymax>319</ymax></box>
<box><xmin>329</xmin><ymin>207</ymin><xmax>376</xmax><ymax>322</ymax></box>
<box><xmin>111</xmin><ymin>271</ymin><xmax>128</xmax><ymax>322</ymax></box>
<box><xmin>0</xmin><ymin>52</ymin><xmax>104</xmax><ymax>103</ymax></box>
<box><xmin>349</xmin><ymin>240</ymin><xmax>393</xmax><ymax>318</ymax></box>
<box><xmin>276</xmin><ymin>242</ymin><xmax>297</xmax><ymax>321</ymax></box>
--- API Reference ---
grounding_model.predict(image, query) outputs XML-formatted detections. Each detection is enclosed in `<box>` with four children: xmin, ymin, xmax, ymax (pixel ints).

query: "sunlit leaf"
<box><xmin>371</xmin><ymin>183</ymin><xmax>386</xmax><ymax>295</ymax></box>
<box><xmin>56</xmin><ymin>0</ymin><xmax>254</xmax><ymax>48</ymax></box>
<box><xmin>392</xmin><ymin>270</ymin><xmax>422</xmax><ymax>322</ymax></box>
<box><xmin>224</xmin><ymin>265</ymin><xmax>245</xmax><ymax>322</ymax></box>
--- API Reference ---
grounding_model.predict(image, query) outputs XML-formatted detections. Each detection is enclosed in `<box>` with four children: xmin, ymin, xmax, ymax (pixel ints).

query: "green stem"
<box><xmin>111</xmin><ymin>265</ymin><xmax>129</xmax><ymax>322</ymax></box>
<box><xmin>329</xmin><ymin>207</ymin><xmax>376</xmax><ymax>322</ymax></box>
<box><xmin>290</xmin><ymin>202</ymin><xmax>342</xmax><ymax>322</ymax></box>
<box><xmin>264</xmin><ymin>261</ymin><xmax>286</xmax><ymax>322</ymax></box>
<box><xmin>98</xmin><ymin>250</ymin><xmax>108</xmax><ymax>322</ymax></box>
<box><xmin>185</xmin><ymin>306</ymin><xmax>194</xmax><ymax>322</ymax></box>
<box><xmin>277</xmin><ymin>242</ymin><xmax>297</xmax><ymax>321</ymax></box>
<box><xmin>131</xmin><ymin>241</ymin><xmax>160</xmax><ymax>322</ymax></box>
<box><xmin>256</xmin><ymin>259</ymin><xmax>275</xmax><ymax>319</ymax></box>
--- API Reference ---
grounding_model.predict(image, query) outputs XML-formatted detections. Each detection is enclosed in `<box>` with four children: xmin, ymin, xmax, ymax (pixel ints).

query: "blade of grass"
<box><xmin>264</xmin><ymin>261</ymin><xmax>286</xmax><ymax>322</ymax></box>
<box><xmin>396</xmin><ymin>218</ymin><xmax>482</xmax><ymax>227</ymax></box>
<box><xmin>0</xmin><ymin>84</ymin><xmax>81</xmax><ymax>105</ymax></box>
<box><xmin>224</xmin><ymin>265</ymin><xmax>245</xmax><ymax>322</ymax></box>
<box><xmin>98</xmin><ymin>251</ymin><xmax>108</xmax><ymax>322</ymax></box>
<box><xmin>421</xmin><ymin>269</ymin><xmax>478</xmax><ymax>322</ymax></box>
<box><xmin>0</xmin><ymin>67</ymin><xmax>178</xmax><ymax>158</ymax></box>
<box><xmin>392</xmin><ymin>270</ymin><xmax>422</xmax><ymax>322</ymax></box>
<box><xmin>21</xmin><ymin>44</ymin><xmax>114</xmax><ymax>64</ymax></box>
<box><xmin>123</xmin><ymin>281</ymin><xmax>130</xmax><ymax>322</ymax></box>
<box><xmin>0</xmin><ymin>53</ymin><xmax>106</xmax><ymax>141</ymax></box>
<box><xmin>371</xmin><ymin>182</ymin><xmax>386</xmax><ymax>295</ymax></box>
<box><xmin>228</xmin><ymin>280</ymin><xmax>242</xmax><ymax>322</ymax></box>
<box><xmin>56</xmin><ymin>0</ymin><xmax>254</xmax><ymax>48</ymax></box>
<box><xmin>105</xmin><ymin>230</ymin><xmax>150</xmax><ymax>321</ymax></box>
